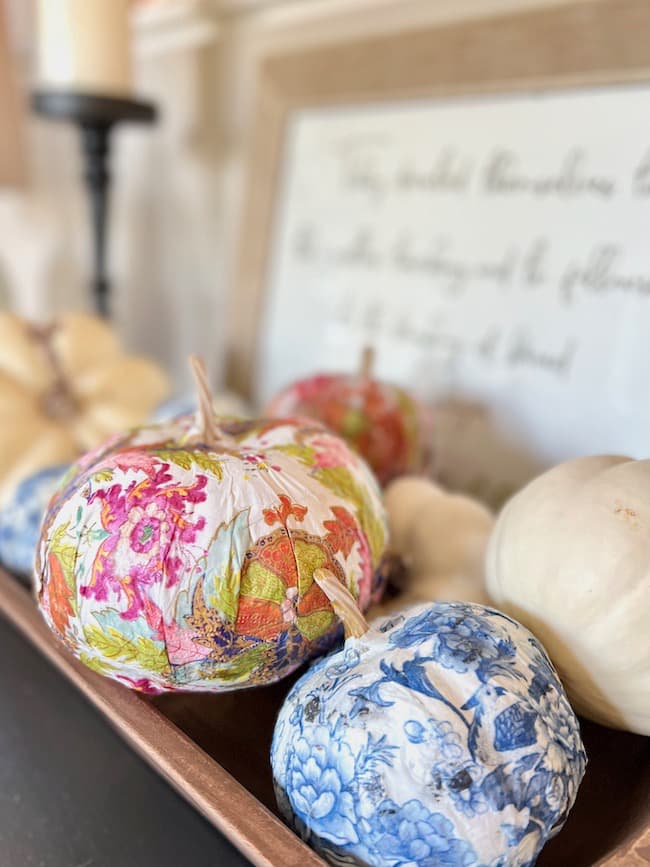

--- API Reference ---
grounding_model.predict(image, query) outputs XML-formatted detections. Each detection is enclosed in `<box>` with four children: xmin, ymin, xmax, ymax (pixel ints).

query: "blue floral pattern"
<box><xmin>271</xmin><ymin>601</ymin><xmax>586</xmax><ymax>867</ymax></box>
<box><xmin>0</xmin><ymin>465</ymin><xmax>68</xmax><ymax>577</ymax></box>
<box><xmin>289</xmin><ymin>724</ymin><xmax>360</xmax><ymax>845</ymax></box>
<box><xmin>370</xmin><ymin>799</ymin><xmax>476</xmax><ymax>866</ymax></box>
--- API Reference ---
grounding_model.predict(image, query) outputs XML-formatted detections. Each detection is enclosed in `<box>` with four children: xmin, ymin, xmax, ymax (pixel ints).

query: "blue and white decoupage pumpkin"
<box><xmin>271</xmin><ymin>575</ymin><xmax>586</xmax><ymax>867</ymax></box>
<box><xmin>0</xmin><ymin>464</ymin><xmax>69</xmax><ymax>577</ymax></box>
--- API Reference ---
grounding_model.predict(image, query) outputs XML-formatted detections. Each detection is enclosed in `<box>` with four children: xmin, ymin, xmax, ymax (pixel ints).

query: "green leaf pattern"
<box><xmin>83</xmin><ymin>624</ymin><xmax>170</xmax><ymax>675</ymax></box>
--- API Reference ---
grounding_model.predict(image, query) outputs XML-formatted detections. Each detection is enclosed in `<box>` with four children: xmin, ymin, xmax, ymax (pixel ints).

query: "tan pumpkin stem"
<box><xmin>359</xmin><ymin>345</ymin><xmax>375</xmax><ymax>379</ymax></box>
<box><xmin>313</xmin><ymin>568</ymin><xmax>369</xmax><ymax>639</ymax></box>
<box><xmin>29</xmin><ymin>322</ymin><xmax>78</xmax><ymax>422</ymax></box>
<box><xmin>189</xmin><ymin>354</ymin><xmax>224</xmax><ymax>447</ymax></box>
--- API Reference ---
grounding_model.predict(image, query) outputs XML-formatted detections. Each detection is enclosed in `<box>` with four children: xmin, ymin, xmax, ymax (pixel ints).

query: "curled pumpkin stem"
<box><xmin>189</xmin><ymin>354</ymin><xmax>224</xmax><ymax>448</ymax></box>
<box><xmin>313</xmin><ymin>568</ymin><xmax>369</xmax><ymax>639</ymax></box>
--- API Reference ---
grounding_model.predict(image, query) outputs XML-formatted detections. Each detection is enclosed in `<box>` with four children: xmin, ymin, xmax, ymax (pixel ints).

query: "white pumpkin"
<box><xmin>0</xmin><ymin>312</ymin><xmax>169</xmax><ymax>507</ymax></box>
<box><xmin>371</xmin><ymin>476</ymin><xmax>493</xmax><ymax>618</ymax></box>
<box><xmin>486</xmin><ymin>455</ymin><xmax>650</xmax><ymax>735</ymax></box>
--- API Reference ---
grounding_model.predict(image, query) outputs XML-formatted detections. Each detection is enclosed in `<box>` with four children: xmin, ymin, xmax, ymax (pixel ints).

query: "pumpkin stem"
<box><xmin>313</xmin><ymin>568</ymin><xmax>369</xmax><ymax>639</ymax></box>
<box><xmin>359</xmin><ymin>345</ymin><xmax>375</xmax><ymax>379</ymax></box>
<box><xmin>30</xmin><ymin>322</ymin><xmax>79</xmax><ymax>423</ymax></box>
<box><xmin>189</xmin><ymin>354</ymin><xmax>223</xmax><ymax>447</ymax></box>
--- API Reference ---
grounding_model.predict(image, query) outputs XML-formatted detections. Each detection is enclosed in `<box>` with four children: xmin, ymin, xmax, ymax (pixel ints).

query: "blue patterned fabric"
<box><xmin>151</xmin><ymin>392</ymin><xmax>250</xmax><ymax>423</ymax></box>
<box><xmin>149</xmin><ymin>395</ymin><xmax>196</xmax><ymax>423</ymax></box>
<box><xmin>0</xmin><ymin>465</ymin><xmax>68</xmax><ymax>576</ymax></box>
<box><xmin>271</xmin><ymin>602</ymin><xmax>586</xmax><ymax>867</ymax></box>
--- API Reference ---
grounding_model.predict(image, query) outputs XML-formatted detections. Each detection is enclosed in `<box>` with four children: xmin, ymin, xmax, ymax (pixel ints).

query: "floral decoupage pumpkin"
<box><xmin>272</xmin><ymin>572</ymin><xmax>586</xmax><ymax>867</ymax></box>
<box><xmin>36</xmin><ymin>358</ymin><xmax>387</xmax><ymax>693</ymax></box>
<box><xmin>265</xmin><ymin>349</ymin><xmax>432</xmax><ymax>487</ymax></box>
<box><xmin>487</xmin><ymin>455</ymin><xmax>650</xmax><ymax>735</ymax></box>
<box><xmin>0</xmin><ymin>312</ymin><xmax>169</xmax><ymax>508</ymax></box>
<box><xmin>0</xmin><ymin>463</ymin><xmax>68</xmax><ymax>578</ymax></box>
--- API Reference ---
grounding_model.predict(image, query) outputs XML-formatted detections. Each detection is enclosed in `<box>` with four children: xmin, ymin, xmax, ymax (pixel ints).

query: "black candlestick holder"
<box><xmin>32</xmin><ymin>90</ymin><xmax>157</xmax><ymax>318</ymax></box>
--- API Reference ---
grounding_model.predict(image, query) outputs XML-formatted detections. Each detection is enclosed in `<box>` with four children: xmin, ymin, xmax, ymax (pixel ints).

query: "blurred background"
<box><xmin>4</xmin><ymin>0</ymin><xmax>650</xmax><ymax>513</ymax></box>
<box><xmin>0</xmin><ymin>0</ymin><xmax>543</xmax><ymax>391</ymax></box>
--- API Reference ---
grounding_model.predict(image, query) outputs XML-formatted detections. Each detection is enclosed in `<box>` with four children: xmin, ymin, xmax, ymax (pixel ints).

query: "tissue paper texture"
<box><xmin>267</xmin><ymin>374</ymin><xmax>431</xmax><ymax>486</ymax></box>
<box><xmin>36</xmin><ymin>417</ymin><xmax>386</xmax><ymax>693</ymax></box>
<box><xmin>272</xmin><ymin>602</ymin><xmax>586</xmax><ymax>867</ymax></box>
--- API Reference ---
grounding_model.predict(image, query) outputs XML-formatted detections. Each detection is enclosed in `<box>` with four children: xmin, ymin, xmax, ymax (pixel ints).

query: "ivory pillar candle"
<box><xmin>37</xmin><ymin>0</ymin><xmax>132</xmax><ymax>96</ymax></box>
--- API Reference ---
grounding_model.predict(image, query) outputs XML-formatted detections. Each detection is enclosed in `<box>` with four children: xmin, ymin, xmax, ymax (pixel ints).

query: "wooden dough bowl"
<box><xmin>0</xmin><ymin>570</ymin><xmax>647</xmax><ymax>867</ymax></box>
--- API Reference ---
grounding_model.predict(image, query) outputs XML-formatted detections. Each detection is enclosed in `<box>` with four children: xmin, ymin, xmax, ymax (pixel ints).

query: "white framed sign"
<box><xmin>257</xmin><ymin>85</ymin><xmax>650</xmax><ymax>499</ymax></box>
<box><xmin>231</xmin><ymin>0</ymin><xmax>650</xmax><ymax>503</ymax></box>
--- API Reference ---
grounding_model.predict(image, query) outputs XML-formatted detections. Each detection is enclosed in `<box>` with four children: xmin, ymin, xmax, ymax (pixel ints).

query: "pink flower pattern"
<box><xmin>80</xmin><ymin>463</ymin><xmax>207</xmax><ymax>620</ymax></box>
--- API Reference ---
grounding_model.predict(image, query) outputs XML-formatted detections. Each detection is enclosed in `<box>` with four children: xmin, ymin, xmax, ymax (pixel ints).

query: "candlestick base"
<box><xmin>32</xmin><ymin>90</ymin><xmax>158</xmax><ymax>317</ymax></box>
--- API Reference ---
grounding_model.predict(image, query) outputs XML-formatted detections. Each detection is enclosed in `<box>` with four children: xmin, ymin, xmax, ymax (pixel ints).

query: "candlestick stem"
<box><xmin>32</xmin><ymin>90</ymin><xmax>157</xmax><ymax>318</ymax></box>
<box><xmin>80</xmin><ymin>122</ymin><xmax>111</xmax><ymax>316</ymax></box>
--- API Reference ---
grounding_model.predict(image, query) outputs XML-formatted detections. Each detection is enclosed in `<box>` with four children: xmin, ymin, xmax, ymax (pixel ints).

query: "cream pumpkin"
<box><xmin>370</xmin><ymin>476</ymin><xmax>493</xmax><ymax>618</ymax></box>
<box><xmin>486</xmin><ymin>455</ymin><xmax>650</xmax><ymax>735</ymax></box>
<box><xmin>0</xmin><ymin>312</ymin><xmax>169</xmax><ymax>507</ymax></box>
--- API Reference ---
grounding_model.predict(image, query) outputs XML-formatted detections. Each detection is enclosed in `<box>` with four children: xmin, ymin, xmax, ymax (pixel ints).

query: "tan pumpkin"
<box><xmin>486</xmin><ymin>455</ymin><xmax>650</xmax><ymax>735</ymax></box>
<box><xmin>0</xmin><ymin>312</ymin><xmax>169</xmax><ymax>507</ymax></box>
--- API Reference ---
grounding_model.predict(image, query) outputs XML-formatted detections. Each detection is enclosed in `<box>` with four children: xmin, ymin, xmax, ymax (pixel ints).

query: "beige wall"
<box><xmin>0</xmin><ymin>0</ymin><xmax>589</xmax><ymax>390</ymax></box>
